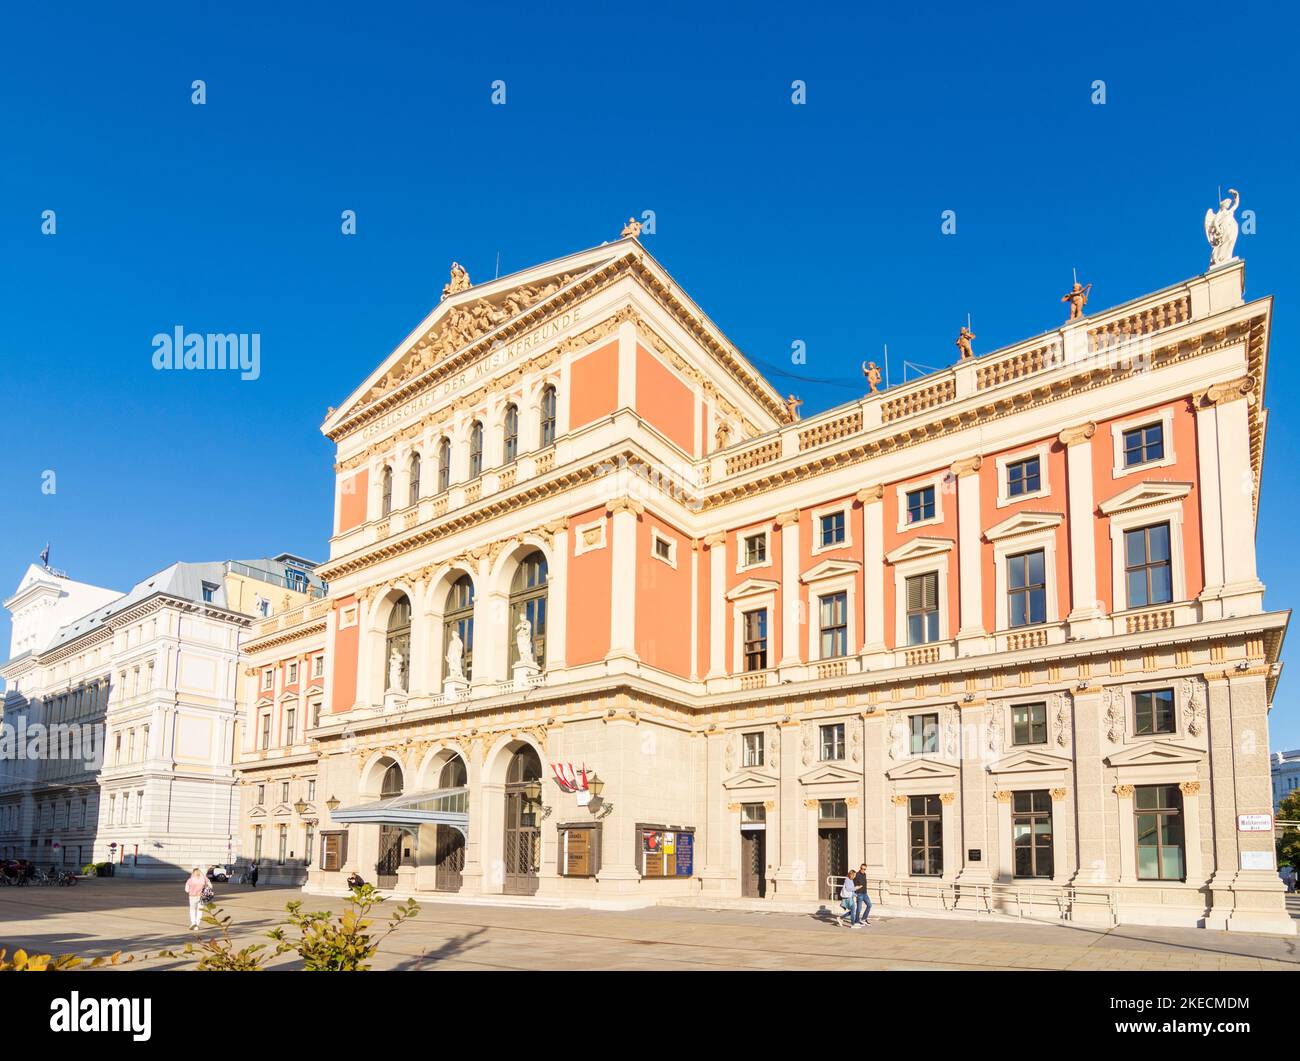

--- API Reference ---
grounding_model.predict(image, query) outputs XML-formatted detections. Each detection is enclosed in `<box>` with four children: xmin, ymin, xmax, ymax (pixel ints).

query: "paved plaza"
<box><xmin>1</xmin><ymin>879</ymin><xmax>1297</xmax><ymax>971</ymax></box>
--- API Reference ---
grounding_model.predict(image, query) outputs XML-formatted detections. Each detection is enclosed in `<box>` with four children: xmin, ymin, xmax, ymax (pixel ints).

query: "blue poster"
<box><xmin>675</xmin><ymin>831</ymin><xmax>694</xmax><ymax>877</ymax></box>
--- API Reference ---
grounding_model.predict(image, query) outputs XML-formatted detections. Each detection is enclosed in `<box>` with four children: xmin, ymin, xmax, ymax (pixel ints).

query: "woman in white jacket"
<box><xmin>838</xmin><ymin>873</ymin><xmax>857</xmax><ymax>927</ymax></box>
<box><xmin>184</xmin><ymin>867</ymin><xmax>208</xmax><ymax>930</ymax></box>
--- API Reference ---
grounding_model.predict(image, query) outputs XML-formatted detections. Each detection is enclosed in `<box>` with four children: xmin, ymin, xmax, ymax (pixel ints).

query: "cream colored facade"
<box><xmin>235</xmin><ymin>234</ymin><xmax>1289</xmax><ymax>933</ymax></box>
<box><xmin>1</xmin><ymin>559</ymin><xmax>321</xmax><ymax>876</ymax></box>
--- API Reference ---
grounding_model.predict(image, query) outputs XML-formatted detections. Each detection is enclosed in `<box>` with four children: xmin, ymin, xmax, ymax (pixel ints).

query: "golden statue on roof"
<box><xmin>440</xmin><ymin>261</ymin><xmax>471</xmax><ymax>301</ymax></box>
<box><xmin>956</xmin><ymin>325</ymin><xmax>976</xmax><ymax>360</ymax></box>
<box><xmin>621</xmin><ymin>217</ymin><xmax>642</xmax><ymax>238</ymax></box>
<box><xmin>1061</xmin><ymin>279</ymin><xmax>1092</xmax><ymax>320</ymax></box>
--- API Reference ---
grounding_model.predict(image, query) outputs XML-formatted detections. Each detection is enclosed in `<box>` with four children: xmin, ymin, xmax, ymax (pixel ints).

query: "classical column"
<box><xmin>617</xmin><ymin>318</ymin><xmax>637</xmax><ymax>410</ymax></box>
<box><xmin>700</xmin><ymin>729</ymin><xmax>728</xmax><ymax>892</ymax></box>
<box><xmin>459</xmin><ymin>737</ymin><xmax>487</xmax><ymax>894</ymax></box>
<box><xmin>773</xmin><ymin>721</ymin><xmax>801</xmax><ymax>896</ymax></box>
<box><xmin>543</xmin><ymin>520</ymin><xmax>569</xmax><ymax>671</ymax></box>
<box><xmin>776</xmin><ymin>510</ymin><xmax>801</xmax><ymax>669</ymax></box>
<box><xmin>861</xmin><ymin>710</ymin><xmax>888</xmax><ymax>873</ymax></box>
<box><xmin>857</xmin><ymin>486</ymin><xmax>887</xmax><ymax>664</ymax></box>
<box><xmin>705</xmin><ymin>533</ymin><xmax>727</xmax><ymax>679</ymax></box>
<box><xmin>1194</xmin><ymin>378</ymin><xmax>1265</xmax><ymax>618</ymax></box>
<box><xmin>952</xmin><ymin>457</ymin><xmax>988</xmax><ymax>654</ymax></box>
<box><xmin>1068</xmin><ymin>686</ymin><xmax>1111</xmax><ymax>887</ymax></box>
<box><xmin>1205</xmin><ymin>668</ymin><xmax>1292</xmax><ymax>933</ymax></box>
<box><xmin>605</xmin><ymin>499</ymin><xmax>642</xmax><ymax>667</ymax></box>
<box><xmin>1060</xmin><ymin>422</ymin><xmax>1104</xmax><ymax>636</ymax></box>
<box><xmin>954</xmin><ymin>699</ymin><xmax>991</xmax><ymax>889</ymax></box>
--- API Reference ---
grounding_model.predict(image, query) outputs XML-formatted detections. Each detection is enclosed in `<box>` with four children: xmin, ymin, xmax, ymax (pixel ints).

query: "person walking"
<box><xmin>184</xmin><ymin>867</ymin><xmax>207</xmax><ymax>930</ymax></box>
<box><xmin>853</xmin><ymin>864</ymin><xmax>872</xmax><ymax>926</ymax></box>
<box><xmin>838</xmin><ymin>871</ymin><xmax>857</xmax><ymax>927</ymax></box>
<box><xmin>247</xmin><ymin>860</ymin><xmax>259</xmax><ymax>888</ymax></box>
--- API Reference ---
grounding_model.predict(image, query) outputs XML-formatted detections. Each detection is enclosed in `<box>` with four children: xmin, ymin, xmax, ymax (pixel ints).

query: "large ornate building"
<box><xmin>235</xmin><ymin>226</ymin><xmax>1290</xmax><ymax>933</ymax></box>
<box><xmin>1</xmin><ymin>556</ymin><xmax>323</xmax><ymax>875</ymax></box>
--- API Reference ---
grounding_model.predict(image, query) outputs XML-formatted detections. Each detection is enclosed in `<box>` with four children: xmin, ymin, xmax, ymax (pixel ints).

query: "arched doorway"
<box><xmin>503</xmin><ymin>745</ymin><xmax>542</xmax><ymax>895</ymax></box>
<box><xmin>434</xmin><ymin>756</ymin><xmax>467</xmax><ymax>892</ymax></box>
<box><xmin>376</xmin><ymin>761</ymin><xmax>404</xmax><ymax>887</ymax></box>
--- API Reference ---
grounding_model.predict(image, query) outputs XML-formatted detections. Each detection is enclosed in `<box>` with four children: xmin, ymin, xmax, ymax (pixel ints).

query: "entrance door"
<box><xmin>434</xmin><ymin>757</ymin><xmax>467</xmax><ymax>892</ymax></box>
<box><xmin>503</xmin><ymin>746</ymin><xmax>542</xmax><ymax>895</ymax></box>
<box><xmin>740</xmin><ymin>829</ymin><xmax>766</xmax><ymax>898</ymax></box>
<box><xmin>818</xmin><ymin>827</ymin><xmax>848</xmax><ymax>899</ymax></box>
<box><xmin>434</xmin><ymin>826</ymin><xmax>465</xmax><ymax>891</ymax></box>
<box><xmin>377</xmin><ymin>826</ymin><xmax>402</xmax><ymax>888</ymax></box>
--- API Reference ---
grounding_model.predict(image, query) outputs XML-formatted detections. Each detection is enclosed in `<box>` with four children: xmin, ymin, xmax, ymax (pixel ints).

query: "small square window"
<box><xmin>201</xmin><ymin>582</ymin><xmax>219</xmax><ymax>603</ymax></box>
<box><xmin>1123</xmin><ymin>423</ymin><xmax>1164</xmax><ymax>468</ymax></box>
<box><xmin>1007</xmin><ymin>457</ymin><xmax>1041</xmax><ymax>498</ymax></box>
<box><xmin>1134</xmin><ymin>688</ymin><xmax>1176</xmax><ymax>736</ymax></box>
<box><xmin>743</xmin><ymin>534</ymin><xmax>767</xmax><ymax>567</ymax></box>
<box><xmin>1011</xmin><ymin>702</ymin><xmax>1047</xmax><ymax>745</ymax></box>
<box><xmin>819</xmin><ymin>511</ymin><xmax>845</xmax><ymax>548</ymax></box>
<box><xmin>909</xmin><ymin>713</ymin><xmax>939</xmax><ymax>755</ymax></box>
<box><xmin>906</xmin><ymin>486</ymin><xmax>935</xmax><ymax>525</ymax></box>
<box><xmin>819</xmin><ymin>723</ymin><xmax>845</xmax><ymax>761</ymax></box>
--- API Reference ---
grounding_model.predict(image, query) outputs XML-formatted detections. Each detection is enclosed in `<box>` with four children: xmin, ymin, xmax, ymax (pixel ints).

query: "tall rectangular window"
<box><xmin>253</xmin><ymin>826</ymin><xmax>263</xmax><ymax>861</ymax></box>
<box><xmin>504</xmin><ymin>404</ymin><xmax>519</xmax><ymax>462</ymax></box>
<box><xmin>819</xmin><ymin>591</ymin><xmax>848</xmax><ymax>658</ymax></box>
<box><xmin>819</xmin><ymin>511</ymin><xmax>845</xmax><ymax>548</ymax></box>
<box><xmin>819</xmin><ymin>723</ymin><xmax>845</xmax><ymax>761</ymax></box>
<box><xmin>1125</xmin><ymin>523</ymin><xmax>1172</xmax><ymax>608</ymax></box>
<box><xmin>469</xmin><ymin>421</ymin><xmax>484</xmax><ymax>477</ymax></box>
<box><xmin>1135</xmin><ymin>784</ymin><xmax>1185</xmax><ymax>881</ymax></box>
<box><xmin>260</xmin><ymin>713</ymin><xmax>271</xmax><ymax>750</ymax></box>
<box><xmin>1122</xmin><ymin>422</ymin><xmax>1164</xmax><ymax>467</ymax></box>
<box><xmin>1007</xmin><ymin>457</ymin><xmax>1041</xmax><ymax>498</ymax></box>
<box><xmin>1134</xmin><ymin>688</ymin><xmax>1176</xmax><ymax>736</ymax></box>
<box><xmin>1007</xmin><ymin>549</ymin><xmax>1046</xmax><ymax>627</ymax></box>
<box><xmin>1012</xmin><ymin>791</ymin><xmax>1053</xmax><ymax>879</ymax></box>
<box><xmin>906</xmin><ymin>486</ymin><xmax>935</xmax><ymax>524</ymax></box>
<box><xmin>540</xmin><ymin>386</ymin><xmax>557</xmax><ymax>448</ymax></box>
<box><xmin>742</xmin><ymin>609</ymin><xmax>768</xmax><ymax>672</ymax></box>
<box><xmin>742</xmin><ymin>731</ymin><xmax>764</xmax><ymax>768</ymax></box>
<box><xmin>908</xmin><ymin>795</ymin><xmax>943</xmax><ymax>876</ymax></box>
<box><xmin>909</xmin><ymin>713</ymin><xmax>939</xmax><ymax>755</ymax></box>
<box><xmin>1011</xmin><ymin>702</ymin><xmax>1047</xmax><ymax>746</ymax></box>
<box><xmin>906</xmin><ymin>572</ymin><xmax>940</xmax><ymax>645</ymax></box>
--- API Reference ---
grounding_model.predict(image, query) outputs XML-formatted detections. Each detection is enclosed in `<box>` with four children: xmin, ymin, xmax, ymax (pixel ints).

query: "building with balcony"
<box><xmin>282</xmin><ymin>230</ymin><xmax>1287</xmax><ymax>932</ymax></box>
<box><xmin>0</xmin><ymin>556</ymin><xmax>324</xmax><ymax>876</ymax></box>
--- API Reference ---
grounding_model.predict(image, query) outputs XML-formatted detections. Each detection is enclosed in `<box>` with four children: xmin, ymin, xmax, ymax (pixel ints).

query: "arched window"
<box><xmin>381</xmin><ymin>761</ymin><xmax>403</xmax><ymax>798</ymax></box>
<box><xmin>509</xmin><ymin>551</ymin><xmax>548</xmax><ymax>668</ymax></box>
<box><xmin>503</xmin><ymin>404</ymin><xmax>519</xmax><ymax>463</ymax></box>
<box><xmin>439</xmin><ymin>756</ymin><xmax>467</xmax><ymax>788</ymax></box>
<box><xmin>408</xmin><ymin>452</ymin><xmax>421</xmax><ymax>506</ymax></box>
<box><xmin>469</xmin><ymin>421</ymin><xmax>484</xmax><ymax>478</ymax></box>
<box><xmin>385</xmin><ymin>595</ymin><xmax>411</xmax><ymax>692</ymax></box>
<box><xmin>540</xmin><ymin>385</ymin><xmax>557</xmax><ymax>447</ymax></box>
<box><xmin>443</xmin><ymin>575</ymin><xmax>475</xmax><ymax>681</ymax></box>
<box><xmin>437</xmin><ymin>437</ymin><xmax>451</xmax><ymax>492</ymax></box>
<box><xmin>381</xmin><ymin>465</ymin><xmax>393</xmax><ymax>516</ymax></box>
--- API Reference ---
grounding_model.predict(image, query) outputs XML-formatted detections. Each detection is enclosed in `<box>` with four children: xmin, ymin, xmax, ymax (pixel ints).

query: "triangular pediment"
<box><xmin>325</xmin><ymin>246</ymin><xmax>626</xmax><ymax>428</ymax></box>
<box><xmin>1105</xmin><ymin>739</ymin><xmax>1206</xmax><ymax>768</ymax></box>
<box><xmin>722</xmin><ymin>768</ymin><xmax>778</xmax><ymax>791</ymax></box>
<box><xmin>885</xmin><ymin>537</ymin><xmax>953</xmax><ymax>564</ymax></box>
<box><xmin>984</xmin><ymin>511</ymin><xmax>1064</xmax><ymax>543</ymax></box>
<box><xmin>248</xmin><ymin>805</ymin><xmax>267</xmax><ymax>819</ymax></box>
<box><xmin>801</xmin><ymin>558</ymin><xmax>862</xmax><ymax>583</ymax></box>
<box><xmin>988</xmin><ymin>747</ymin><xmax>1072</xmax><ymax>775</ymax></box>
<box><xmin>799</xmin><ymin>762</ymin><xmax>863</xmax><ymax>785</ymax></box>
<box><xmin>1099</xmin><ymin>480</ymin><xmax>1193</xmax><ymax>516</ymax></box>
<box><xmin>885</xmin><ymin>757</ymin><xmax>960</xmax><ymax>782</ymax></box>
<box><xmin>726</xmin><ymin>578</ymin><xmax>781</xmax><ymax>601</ymax></box>
<box><xmin>305</xmin><ymin>682</ymin><xmax>324</xmax><ymax>696</ymax></box>
<box><xmin>254</xmin><ymin>696</ymin><xmax>273</xmax><ymax>710</ymax></box>
<box><xmin>279</xmin><ymin>692</ymin><xmax>299</xmax><ymax>706</ymax></box>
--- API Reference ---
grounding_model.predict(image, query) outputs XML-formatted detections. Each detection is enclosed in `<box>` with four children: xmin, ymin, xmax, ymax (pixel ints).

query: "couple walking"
<box><xmin>837</xmin><ymin>864</ymin><xmax>871</xmax><ymax>927</ymax></box>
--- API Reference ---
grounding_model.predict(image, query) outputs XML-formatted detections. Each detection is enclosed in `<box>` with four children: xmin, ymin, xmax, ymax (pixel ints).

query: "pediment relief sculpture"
<box><xmin>364</xmin><ymin>272</ymin><xmax>580</xmax><ymax>404</ymax></box>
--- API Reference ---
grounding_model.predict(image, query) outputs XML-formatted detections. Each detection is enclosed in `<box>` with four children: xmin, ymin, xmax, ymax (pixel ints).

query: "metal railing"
<box><xmin>825</xmin><ymin>875</ymin><xmax>1116</xmax><ymax>925</ymax></box>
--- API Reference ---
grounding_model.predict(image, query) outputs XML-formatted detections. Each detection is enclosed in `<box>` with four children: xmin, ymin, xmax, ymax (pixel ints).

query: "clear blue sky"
<box><xmin>2</xmin><ymin>2</ymin><xmax>1297</xmax><ymax>738</ymax></box>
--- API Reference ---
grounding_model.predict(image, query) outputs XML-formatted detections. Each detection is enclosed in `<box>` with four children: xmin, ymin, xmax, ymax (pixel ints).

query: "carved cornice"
<box><xmin>606</xmin><ymin>498</ymin><xmax>645</xmax><ymax>517</ymax></box>
<box><xmin>855</xmin><ymin>484</ymin><xmax>883</xmax><ymax>504</ymax></box>
<box><xmin>774</xmin><ymin>509</ymin><xmax>800</xmax><ymax>528</ymax></box>
<box><xmin>949</xmin><ymin>455</ymin><xmax>982</xmax><ymax>478</ymax></box>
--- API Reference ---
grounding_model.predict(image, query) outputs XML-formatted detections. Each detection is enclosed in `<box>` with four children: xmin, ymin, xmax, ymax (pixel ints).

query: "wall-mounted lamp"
<box><xmin>326</xmin><ymin>795</ymin><xmax>341</xmax><ymax>812</ymax></box>
<box><xmin>294</xmin><ymin>798</ymin><xmax>308</xmax><ymax>815</ymax></box>
<box><xmin>588</xmin><ymin>776</ymin><xmax>605</xmax><ymax>798</ymax></box>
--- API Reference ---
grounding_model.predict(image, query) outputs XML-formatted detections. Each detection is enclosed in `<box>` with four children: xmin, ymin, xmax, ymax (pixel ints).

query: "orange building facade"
<box><xmin>235</xmin><ymin>236</ymin><xmax>1290</xmax><ymax>932</ymax></box>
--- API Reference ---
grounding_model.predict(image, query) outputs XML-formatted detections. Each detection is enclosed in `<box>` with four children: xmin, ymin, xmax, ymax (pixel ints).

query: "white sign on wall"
<box><xmin>1237</xmin><ymin>813</ymin><xmax>1273</xmax><ymax>832</ymax></box>
<box><xmin>1241</xmin><ymin>850</ymin><xmax>1275</xmax><ymax>871</ymax></box>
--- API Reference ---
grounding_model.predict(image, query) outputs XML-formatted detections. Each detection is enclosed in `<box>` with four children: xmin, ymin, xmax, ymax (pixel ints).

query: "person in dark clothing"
<box><xmin>346</xmin><ymin>871</ymin><xmax>365</xmax><ymax>890</ymax></box>
<box><xmin>853</xmin><ymin>864</ymin><xmax>871</xmax><ymax>926</ymax></box>
<box><xmin>247</xmin><ymin>861</ymin><xmax>259</xmax><ymax>887</ymax></box>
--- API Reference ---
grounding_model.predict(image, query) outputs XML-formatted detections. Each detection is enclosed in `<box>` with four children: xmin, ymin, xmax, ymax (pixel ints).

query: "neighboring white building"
<box><xmin>0</xmin><ymin>557</ymin><xmax>323</xmax><ymax>876</ymax></box>
<box><xmin>1272</xmin><ymin>749</ymin><xmax>1300</xmax><ymax>810</ymax></box>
